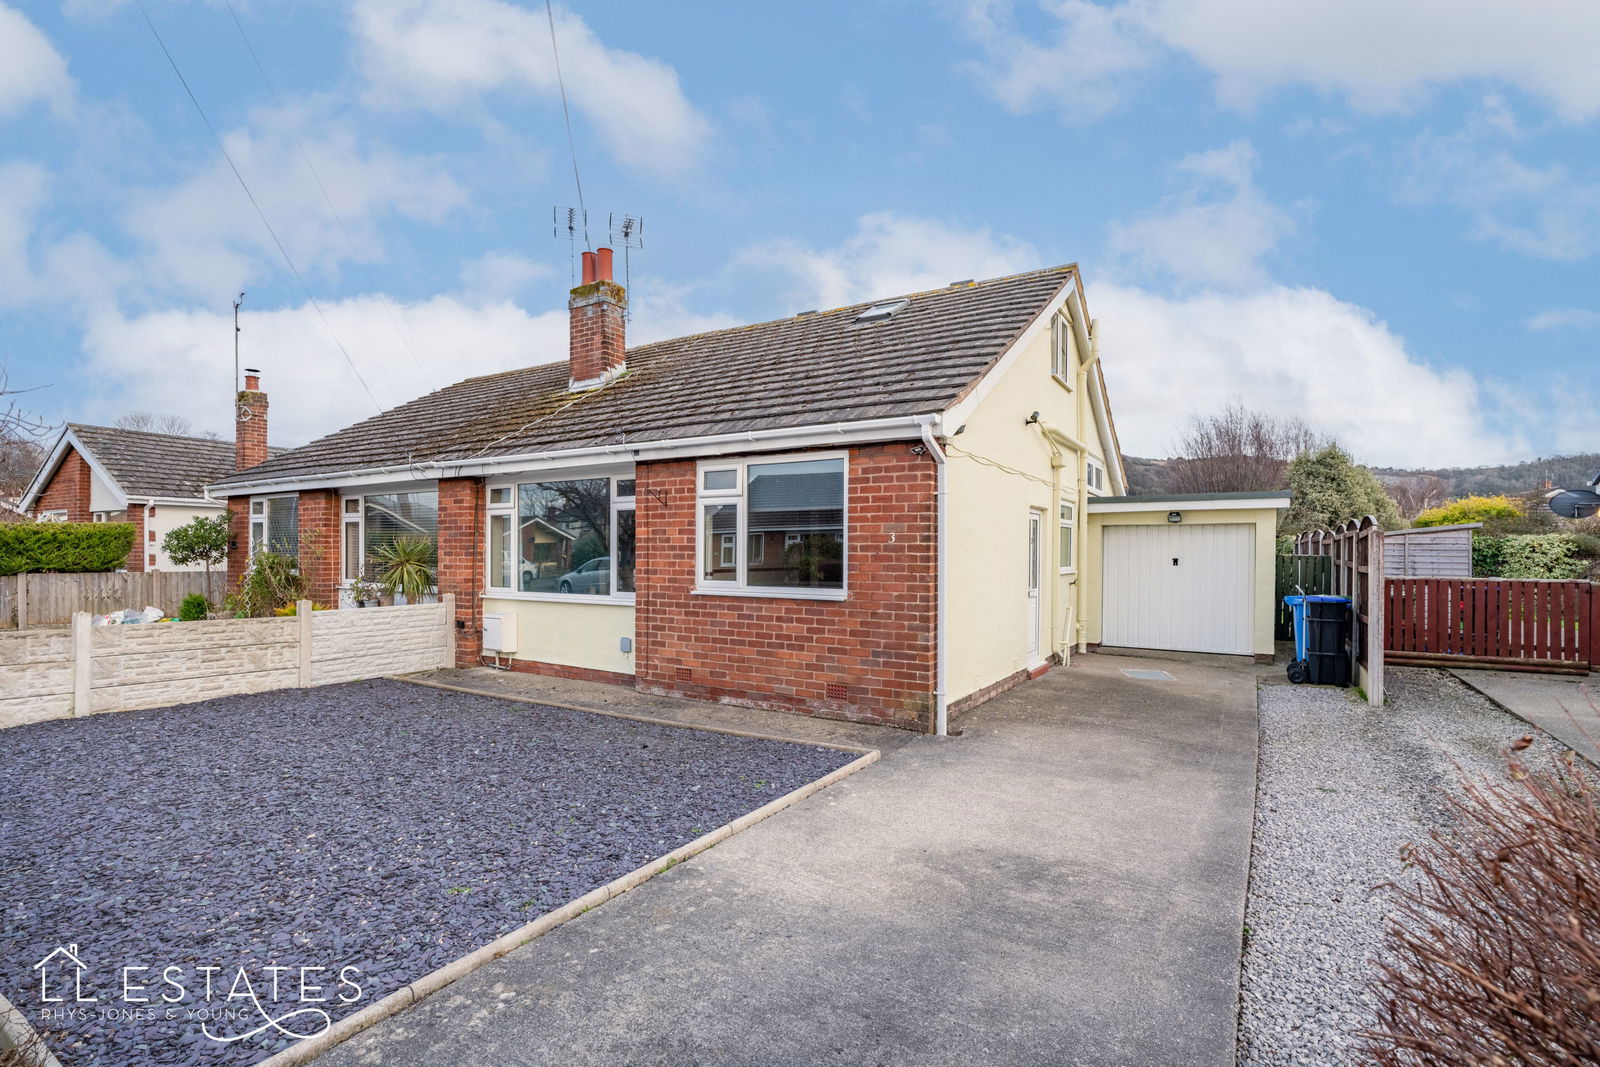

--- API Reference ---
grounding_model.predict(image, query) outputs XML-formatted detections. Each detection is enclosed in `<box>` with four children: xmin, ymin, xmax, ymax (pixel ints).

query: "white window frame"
<box><xmin>1086</xmin><ymin>458</ymin><xmax>1106</xmax><ymax>496</ymax></box>
<box><xmin>1058</xmin><ymin>501</ymin><xmax>1076</xmax><ymax>574</ymax></box>
<box><xmin>483</xmin><ymin>472</ymin><xmax>636</xmax><ymax>603</ymax></box>
<box><xmin>1050</xmin><ymin>313</ymin><xmax>1074</xmax><ymax>388</ymax></box>
<box><xmin>694</xmin><ymin>452</ymin><xmax>849</xmax><ymax>601</ymax></box>
<box><xmin>341</xmin><ymin>495</ymin><xmax>363</xmax><ymax>584</ymax></box>
<box><xmin>249</xmin><ymin>495</ymin><xmax>297</xmax><ymax>558</ymax></box>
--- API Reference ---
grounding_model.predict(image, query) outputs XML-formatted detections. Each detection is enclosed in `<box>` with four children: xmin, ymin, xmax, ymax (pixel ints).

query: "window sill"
<box><xmin>481</xmin><ymin>590</ymin><xmax>637</xmax><ymax>606</ymax></box>
<box><xmin>1058</xmin><ymin>568</ymin><xmax>1077</xmax><ymax>576</ymax></box>
<box><xmin>692</xmin><ymin>586</ymin><xmax>848</xmax><ymax>602</ymax></box>
<box><xmin>1051</xmin><ymin>372</ymin><xmax>1074</xmax><ymax>391</ymax></box>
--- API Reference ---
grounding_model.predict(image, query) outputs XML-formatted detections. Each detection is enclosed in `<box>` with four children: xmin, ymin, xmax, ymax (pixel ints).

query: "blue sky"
<box><xmin>3</xmin><ymin>0</ymin><xmax>1597</xmax><ymax>467</ymax></box>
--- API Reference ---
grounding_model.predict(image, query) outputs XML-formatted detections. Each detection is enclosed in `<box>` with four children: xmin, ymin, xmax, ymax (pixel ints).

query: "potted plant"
<box><xmin>370</xmin><ymin>536</ymin><xmax>437</xmax><ymax>605</ymax></box>
<box><xmin>348</xmin><ymin>577</ymin><xmax>380</xmax><ymax>608</ymax></box>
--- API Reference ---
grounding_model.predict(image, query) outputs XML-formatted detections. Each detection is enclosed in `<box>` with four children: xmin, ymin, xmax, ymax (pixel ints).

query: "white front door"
<box><xmin>1026</xmin><ymin>510</ymin><xmax>1043</xmax><ymax>664</ymax></box>
<box><xmin>1101</xmin><ymin>523</ymin><xmax>1255</xmax><ymax>655</ymax></box>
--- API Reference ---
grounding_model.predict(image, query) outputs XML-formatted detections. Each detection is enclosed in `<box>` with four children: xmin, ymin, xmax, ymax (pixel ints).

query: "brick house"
<box><xmin>209</xmin><ymin>255</ymin><xmax>1287</xmax><ymax>732</ymax></box>
<box><xmin>20</xmin><ymin>403</ymin><xmax>282</xmax><ymax>572</ymax></box>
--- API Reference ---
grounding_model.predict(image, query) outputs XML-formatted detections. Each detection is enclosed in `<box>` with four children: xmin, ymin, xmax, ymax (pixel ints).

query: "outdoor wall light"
<box><xmin>1167</xmin><ymin>511</ymin><xmax>1183</xmax><ymax>523</ymax></box>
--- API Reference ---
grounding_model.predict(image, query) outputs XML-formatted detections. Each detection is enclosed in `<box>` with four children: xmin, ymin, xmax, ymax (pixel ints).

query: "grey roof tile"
<box><xmin>68</xmin><ymin>424</ymin><xmax>286</xmax><ymax>500</ymax></box>
<box><xmin>213</xmin><ymin>266</ymin><xmax>1075</xmax><ymax>488</ymax></box>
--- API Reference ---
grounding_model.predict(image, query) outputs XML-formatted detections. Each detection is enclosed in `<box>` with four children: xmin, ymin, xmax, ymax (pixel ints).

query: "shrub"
<box><xmin>1364</xmin><ymin>738</ymin><xmax>1600</xmax><ymax>1064</ymax></box>
<box><xmin>1470</xmin><ymin>534</ymin><xmax>1507</xmax><ymax>578</ymax></box>
<box><xmin>227</xmin><ymin>551</ymin><xmax>305</xmax><ymax>618</ymax></box>
<box><xmin>178</xmin><ymin>592</ymin><xmax>209</xmax><ymax>621</ymax></box>
<box><xmin>0</xmin><ymin>522</ymin><xmax>136</xmax><ymax>575</ymax></box>
<box><xmin>1472</xmin><ymin>533</ymin><xmax>1591</xmax><ymax>580</ymax></box>
<box><xmin>161</xmin><ymin>513</ymin><xmax>231</xmax><ymax>577</ymax></box>
<box><xmin>1413</xmin><ymin>494</ymin><xmax>1523</xmax><ymax>528</ymax></box>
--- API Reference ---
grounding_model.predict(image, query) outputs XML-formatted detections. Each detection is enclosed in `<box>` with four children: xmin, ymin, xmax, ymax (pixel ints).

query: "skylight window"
<box><xmin>854</xmin><ymin>299</ymin><xmax>907</xmax><ymax>323</ymax></box>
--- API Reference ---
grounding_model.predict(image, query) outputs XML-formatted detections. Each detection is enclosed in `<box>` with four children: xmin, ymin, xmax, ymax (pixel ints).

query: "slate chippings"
<box><xmin>0</xmin><ymin>678</ymin><xmax>854</xmax><ymax>1066</ymax></box>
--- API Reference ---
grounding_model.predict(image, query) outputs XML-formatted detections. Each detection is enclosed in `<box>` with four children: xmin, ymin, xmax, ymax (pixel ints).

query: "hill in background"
<box><xmin>1122</xmin><ymin>453</ymin><xmax>1600</xmax><ymax>497</ymax></box>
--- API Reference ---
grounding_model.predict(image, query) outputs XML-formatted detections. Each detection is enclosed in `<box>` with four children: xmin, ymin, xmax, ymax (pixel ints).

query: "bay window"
<box><xmin>484</xmin><ymin>474</ymin><xmax>635</xmax><ymax>598</ymax></box>
<box><xmin>698</xmin><ymin>455</ymin><xmax>846</xmax><ymax>596</ymax></box>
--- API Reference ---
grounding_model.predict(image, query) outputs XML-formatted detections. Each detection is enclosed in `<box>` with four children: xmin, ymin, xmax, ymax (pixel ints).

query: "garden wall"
<box><xmin>0</xmin><ymin>600</ymin><xmax>453</xmax><ymax>729</ymax></box>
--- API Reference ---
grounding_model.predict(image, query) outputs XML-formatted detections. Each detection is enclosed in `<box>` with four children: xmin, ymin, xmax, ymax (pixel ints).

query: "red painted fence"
<box><xmin>1384</xmin><ymin>577</ymin><xmax>1597</xmax><ymax>675</ymax></box>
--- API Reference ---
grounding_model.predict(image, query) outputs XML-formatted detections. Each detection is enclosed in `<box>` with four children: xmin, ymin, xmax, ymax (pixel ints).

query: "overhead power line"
<box><xmin>545</xmin><ymin>0</ymin><xmax>589</xmax><ymax>251</ymax></box>
<box><xmin>223</xmin><ymin>0</ymin><xmax>435</xmax><ymax>393</ymax></box>
<box><xmin>135</xmin><ymin>1</ymin><xmax>383</xmax><ymax>414</ymax></box>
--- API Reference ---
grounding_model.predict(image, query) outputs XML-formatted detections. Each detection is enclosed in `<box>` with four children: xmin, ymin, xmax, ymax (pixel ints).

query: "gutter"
<box><xmin>917</xmin><ymin>415</ymin><xmax>949</xmax><ymax>738</ymax></box>
<box><xmin>206</xmin><ymin>415</ymin><xmax>940</xmax><ymax>496</ymax></box>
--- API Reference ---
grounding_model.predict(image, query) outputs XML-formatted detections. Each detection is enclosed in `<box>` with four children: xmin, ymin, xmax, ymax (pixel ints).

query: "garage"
<box><xmin>1085</xmin><ymin>493</ymin><xmax>1292</xmax><ymax>660</ymax></box>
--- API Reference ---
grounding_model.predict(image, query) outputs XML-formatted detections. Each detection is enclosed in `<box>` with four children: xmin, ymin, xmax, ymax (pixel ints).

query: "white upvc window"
<box><xmin>1086</xmin><ymin>458</ymin><xmax>1107</xmax><ymax>496</ymax></box>
<box><xmin>1058</xmin><ymin>501</ymin><xmax>1076</xmax><ymax>573</ymax></box>
<box><xmin>696</xmin><ymin>453</ymin><xmax>848</xmax><ymax>600</ymax></box>
<box><xmin>249</xmin><ymin>495</ymin><xmax>299</xmax><ymax>558</ymax></box>
<box><xmin>339</xmin><ymin>490</ymin><xmax>438</xmax><ymax>585</ymax></box>
<box><xmin>1050</xmin><ymin>313</ymin><xmax>1074</xmax><ymax>386</ymax></box>
<box><xmin>484</xmin><ymin>473</ymin><xmax>635</xmax><ymax>601</ymax></box>
<box><xmin>341</xmin><ymin>496</ymin><xmax>362</xmax><ymax>582</ymax></box>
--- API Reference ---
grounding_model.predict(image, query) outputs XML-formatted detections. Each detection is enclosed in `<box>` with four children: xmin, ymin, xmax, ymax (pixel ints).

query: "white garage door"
<box><xmin>1102</xmin><ymin>524</ymin><xmax>1255</xmax><ymax>655</ymax></box>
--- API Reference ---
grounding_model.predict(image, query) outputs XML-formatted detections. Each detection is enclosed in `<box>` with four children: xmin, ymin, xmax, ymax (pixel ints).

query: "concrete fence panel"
<box><xmin>0</xmin><ymin>600</ymin><xmax>454</xmax><ymax>728</ymax></box>
<box><xmin>0</xmin><ymin>630</ymin><xmax>74</xmax><ymax>728</ymax></box>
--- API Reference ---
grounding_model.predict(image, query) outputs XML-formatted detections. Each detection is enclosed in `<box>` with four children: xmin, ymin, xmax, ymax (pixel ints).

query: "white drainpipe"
<box><xmin>918</xmin><ymin>416</ymin><xmax>950</xmax><ymax>738</ymax></box>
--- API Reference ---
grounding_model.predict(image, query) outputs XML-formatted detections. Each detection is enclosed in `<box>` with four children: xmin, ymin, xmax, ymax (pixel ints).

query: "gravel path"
<box><xmin>1238</xmin><ymin>667</ymin><xmax>1574</xmax><ymax>1065</ymax></box>
<box><xmin>0</xmin><ymin>679</ymin><xmax>854</xmax><ymax>1067</ymax></box>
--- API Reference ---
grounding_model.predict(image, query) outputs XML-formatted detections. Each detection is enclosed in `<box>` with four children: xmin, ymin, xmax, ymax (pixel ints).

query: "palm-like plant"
<box><xmin>369</xmin><ymin>536</ymin><xmax>437</xmax><ymax>602</ymax></box>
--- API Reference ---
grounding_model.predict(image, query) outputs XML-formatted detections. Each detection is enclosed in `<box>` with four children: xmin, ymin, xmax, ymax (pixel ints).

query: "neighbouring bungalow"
<box><xmin>208</xmin><ymin>252</ymin><xmax>1287</xmax><ymax>732</ymax></box>
<box><xmin>19</xmin><ymin>417</ymin><xmax>284</xmax><ymax>572</ymax></box>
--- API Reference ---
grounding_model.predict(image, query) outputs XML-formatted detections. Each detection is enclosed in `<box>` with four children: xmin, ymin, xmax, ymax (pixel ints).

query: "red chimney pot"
<box><xmin>581</xmin><ymin>251</ymin><xmax>598</xmax><ymax>285</ymax></box>
<box><xmin>596</xmin><ymin>247</ymin><xmax>614</xmax><ymax>282</ymax></box>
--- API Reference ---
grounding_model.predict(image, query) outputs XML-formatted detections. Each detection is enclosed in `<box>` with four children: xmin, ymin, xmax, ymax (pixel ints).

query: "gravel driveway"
<box><xmin>1238</xmin><ymin>667</ymin><xmax>1578</xmax><ymax>1065</ymax></box>
<box><xmin>0</xmin><ymin>679</ymin><xmax>855</xmax><ymax>1067</ymax></box>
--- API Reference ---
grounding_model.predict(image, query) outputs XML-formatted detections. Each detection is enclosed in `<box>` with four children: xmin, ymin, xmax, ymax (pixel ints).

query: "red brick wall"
<box><xmin>437</xmin><ymin>477</ymin><xmax>484</xmax><ymax>667</ymax></box>
<box><xmin>123</xmin><ymin>507</ymin><xmax>146</xmax><ymax>572</ymax></box>
<box><xmin>634</xmin><ymin>443</ymin><xmax>939</xmax><ymax>731</ymax></box>
<box><xmin>236</xmin><ymin>388</ymin><xmax>269</xmax><ymax>472</ymax></box>
<box><xmin>567</xmin><ymin>281</ymin><xmax>627</xmax><ymax>384</ymax></box>
<box><xmin>297</xmin><ymin>489</ymin><xmax>341</xmax><ymax>606</ymax></box>
<box><xmin>36</xmin><ymin>448</ymin><xmax>92</xmax><ymax>521</ymax></box>
<box><xmin>226</xmin><ymin>501</ymin><xmax>251</xmax><ymax>592</ymax></box>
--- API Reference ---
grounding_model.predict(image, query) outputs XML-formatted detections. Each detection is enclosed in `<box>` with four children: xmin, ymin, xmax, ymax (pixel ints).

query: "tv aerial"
<box><xmin>553</xmin><ymin>206</ymin><xmax>588</xmax><ymax>283</ymax></box>
<box><xmin>609</xmin><ymin>213</ymin><xmax>644</xmax><ymax>317</ymax></box>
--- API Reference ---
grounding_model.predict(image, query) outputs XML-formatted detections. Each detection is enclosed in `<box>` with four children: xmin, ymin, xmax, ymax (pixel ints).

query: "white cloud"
<box><xmin>736</xmin><ymin>211</ymin><xmax>1038</xmax><ymax>310</ymax></box>
<box><xmin>958</xmin><ymin>0</ymin><xmax>1600</xmax><ymax>121</ymax></box>
<box><xmin>457</xmin><ymin>251</ymin><xmax>553</xmax><ymax>301</ymax></box>
<box><xmin>0</xmin><ymin>161</ymin><xmax>50</xmax><ymax>300</ymax></box>
<box><xmin>1105</xmin><ymin>140</ymin><xmax>1295</xmax><ymax>288</ymax></box>
<box><xmin>1401</xmin><ymin>130</ymin><xmax>1600</xmax><ymax>260</ymax></box>
<box><xmin>1526</xmin><ymin>307</ymin><xmax>1600</xmax><ymax>332</ymax></box>
<box><xmin>353</xmin><ymin>0</ymin><xmax>713</xmax><ymax>174</ymax></box>
<box><xmin>0</xmin><ymin>4</ymin><xmax>73</xmax><ymax>118</ymax></box>
<box><xmin>958</xmin><ymin>0</ymin><xmax>1152</xmax><ymax>121</ymax></box>
<box><xmin>80</xmin><ymin>296</ymin><xmax>567</xmax><ymax>446</ymax></box>
<box><xmin>123</xmin><ymin>113</ymin><xmax>468</xmax><ymax>299</ymax></box>
<box><xmin>1092</xmin><ymin>284</ymin><xmax>1548</xmax><ymax>467</ymax></box>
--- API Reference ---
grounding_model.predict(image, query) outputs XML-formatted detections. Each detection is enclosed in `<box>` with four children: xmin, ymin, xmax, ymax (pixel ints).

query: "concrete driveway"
<box><xmin>1449</xmin><ymin>669</ymin><xmax>1600</xmax><ymax>764</ymax></box>
<box><xmin>322</xmin><ymin>652</ymin><xmax>1259</xmax><ymax>1067</ymax></box>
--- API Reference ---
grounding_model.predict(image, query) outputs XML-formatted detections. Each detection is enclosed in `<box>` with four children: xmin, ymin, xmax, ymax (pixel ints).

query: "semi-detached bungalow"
<box><xmin>209</xmin><ymin>253</ymin><xmax>1287</xmax><ymax>732</ymax></box>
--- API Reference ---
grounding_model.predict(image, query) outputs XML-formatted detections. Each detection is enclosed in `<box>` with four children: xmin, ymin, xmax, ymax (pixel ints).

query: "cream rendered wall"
<box><xmin>89</xmin><ymin>469</ymin><xmax>120</xmax><ymax>512</ymax></box>
<box><xmin>945</xmin><ymin>316</ymin><xmax>1111</xmax><ymax>704</ymax></box>
<box><xmin>1084</xmin><ymin>508</ymin><xmax>1280</xmax><ymax>658</ymax></box>
<box><xmin>480</xmin><ymin>597</ymin><xmax>636</xmax><ymax>675</ymax></box>
<box><xmin>146</xmin><ymin>503</ymin><xmax>226</xmax><ymax>570</ymax></box>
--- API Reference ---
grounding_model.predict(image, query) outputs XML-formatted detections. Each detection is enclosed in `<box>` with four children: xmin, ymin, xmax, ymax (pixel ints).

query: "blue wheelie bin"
<box><xmin>1283</xmin><ymin>594</ymin><xmax>1351</xmax><ymax>686</ymax></box>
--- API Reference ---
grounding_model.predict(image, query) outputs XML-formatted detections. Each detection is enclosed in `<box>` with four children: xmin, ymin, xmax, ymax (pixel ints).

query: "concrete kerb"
<box><xmin>253</xmin><ymin>681</ymin><xmax>882</xmax><ymax>1067</ymax></box>
<box><xmin>392</xmin><ymin>674</ymin><xmax>882</xmax><ymax>755</ymax></box>
<box><xmin>0</xmin><ymin>989</ymin><xmax>65</xmax><ymax>1067</ymax></box>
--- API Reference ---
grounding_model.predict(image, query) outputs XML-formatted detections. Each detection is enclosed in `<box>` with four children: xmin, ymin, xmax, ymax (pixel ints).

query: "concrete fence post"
<box><xmin>71</xmin><ymin>611</ymin><xmax>91</xmax><ymax>716</ymax></box>
<box><xmin>297</xmin><ymin>600</ymin><xmax>314</xmax><ymax>687</ymax></box>
<box><xmin>441</xmin><ymin>593</ymin><xmax>456</xmax><ymax>670</ymax></box>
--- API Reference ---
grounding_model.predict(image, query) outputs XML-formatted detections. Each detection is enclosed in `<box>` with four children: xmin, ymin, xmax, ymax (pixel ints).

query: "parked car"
<box><xmin>557</xmin><ymin>556</ymin><xmax>610</xmax><ymax>594</ymax></box>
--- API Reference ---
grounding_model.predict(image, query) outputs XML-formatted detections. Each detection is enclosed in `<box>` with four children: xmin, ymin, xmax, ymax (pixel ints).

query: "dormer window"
<box><xmin>854</xmin><ymin>299</ymin><xmax>907</xmax><ymax>323</ymax></box>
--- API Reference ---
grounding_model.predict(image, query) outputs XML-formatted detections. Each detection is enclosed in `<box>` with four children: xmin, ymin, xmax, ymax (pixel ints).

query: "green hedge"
<box><xmin>0</xmin><ymin>522</ymin><xmax>137</xmax><ymax>575</ymax></box>
<box><xmin>1472</xmin><ymin>533</ymin><xmax>1597</xmax><ymax>581</ymax></box>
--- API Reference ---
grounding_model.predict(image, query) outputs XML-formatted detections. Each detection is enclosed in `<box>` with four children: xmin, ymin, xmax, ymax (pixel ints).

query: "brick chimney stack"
<box><xmin>568</xmin><ymin>247</ymin><xmax>627</xmax><ymax>390</ymax></box>
<box><xmin>236</xmin><ymin>368</ymin><xmax>269</xmax><ymax>472</ymax></box>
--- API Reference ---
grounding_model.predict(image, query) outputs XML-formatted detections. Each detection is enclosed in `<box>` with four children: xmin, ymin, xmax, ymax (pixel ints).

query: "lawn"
<box><xmin>0</xmin><ymin>679</ymin><xmax>854</xmax><ymax>1066</ymax></box>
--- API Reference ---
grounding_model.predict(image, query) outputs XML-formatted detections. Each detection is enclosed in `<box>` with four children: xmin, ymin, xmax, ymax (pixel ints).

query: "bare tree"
<box><xmin>115</xmin><ymin>411</ymin><xmax>198</xmax><ymax>436</ymax></box>
<box><xmin>1384</xmin><ymin>474</ymin><xmax>1449</xmax><ymax>519</ymax></box>
<box><xmin>1166</xmin><ymin>403</ymin><xmax>1324</xmax><ymax>494</ymax></box>
<box><xmin>0</xmin><ymin>366</ymin><xmax>52</xmax><ymax>505</ymax></box>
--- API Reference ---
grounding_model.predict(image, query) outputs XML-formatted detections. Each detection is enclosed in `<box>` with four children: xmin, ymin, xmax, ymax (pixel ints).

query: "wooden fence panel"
<box><xmin>1384</xmin><ymin>576</ymin><xmax>1593</xmax><ymax>674</ymax></box>
<box><xmin>0</xmin><ymin>571</ymin><xmax>229</xmax><ymax>630</ymax></box>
